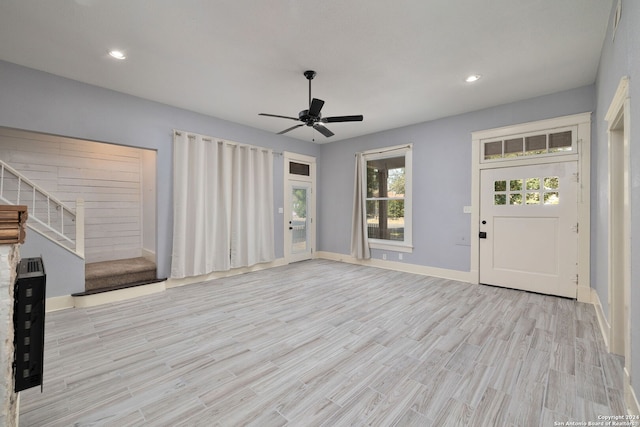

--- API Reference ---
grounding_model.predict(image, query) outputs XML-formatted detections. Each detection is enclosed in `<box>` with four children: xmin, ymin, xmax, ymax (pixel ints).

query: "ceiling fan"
<box><xmin>259</xmin><ymin>70</ymin><xmax>363</xmax><ymax>138</ymax></box>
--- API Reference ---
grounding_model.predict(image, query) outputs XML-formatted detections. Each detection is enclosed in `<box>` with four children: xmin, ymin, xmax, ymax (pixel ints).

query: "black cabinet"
<box><xmin>13</xmin><ymin>257</ymin><xmax>46</xmax><ymax>393</ymax></box>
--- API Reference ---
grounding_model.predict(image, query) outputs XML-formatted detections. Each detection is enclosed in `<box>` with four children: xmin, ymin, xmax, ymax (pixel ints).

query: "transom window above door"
<box><xmin>482</xmin><ymin>127</ymin><xmax>575</xmax><ymax>162</ymax></box>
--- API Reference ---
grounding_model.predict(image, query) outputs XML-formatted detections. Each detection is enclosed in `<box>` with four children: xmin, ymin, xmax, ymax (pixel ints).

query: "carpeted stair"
<box><xmin>82</xmin><ymin>257</ymin><xmax>158</xmax><ymax>294</ymax></box>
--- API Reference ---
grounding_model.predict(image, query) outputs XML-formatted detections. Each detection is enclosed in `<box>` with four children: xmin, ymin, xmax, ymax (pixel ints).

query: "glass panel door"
<box><xmin>288</xmin><ymin>182</ymin><xmax>312</xmax><ymax>262</ymax></box>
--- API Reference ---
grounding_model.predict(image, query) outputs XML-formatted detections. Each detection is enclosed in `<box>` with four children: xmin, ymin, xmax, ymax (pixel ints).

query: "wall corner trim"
<box><xmin>591</xmin><ymin>288</ymin><xmax>611</xmax><ymax>350</ymax></box>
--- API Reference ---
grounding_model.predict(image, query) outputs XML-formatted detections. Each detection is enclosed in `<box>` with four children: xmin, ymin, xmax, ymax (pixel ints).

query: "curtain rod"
<box><xmin>173</xmin><ymin>130</ymin><xmax>281</xmax><ymax>155</ymax></box>
<box><xmin>355</xmin><ymin>144</ymin><xmax>412</xmax><ymax>156</ymax></box>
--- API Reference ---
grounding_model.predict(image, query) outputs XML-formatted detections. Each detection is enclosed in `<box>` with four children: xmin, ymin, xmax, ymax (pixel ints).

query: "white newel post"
<box><xmin>0</xmin><ymin>205</ymin><xmax>27</xmax><ymax>427</ymax></box>
<box><xmin>76</xmin><ymin>198</ymin><xmax>85</xmax><ymax>258</ymax></box>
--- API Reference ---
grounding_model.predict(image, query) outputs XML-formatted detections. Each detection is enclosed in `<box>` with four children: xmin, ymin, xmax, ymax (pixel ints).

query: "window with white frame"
<box><xmin>364</xmin><ymin>145</ymin><xmax>412</xmax><ymax>251</ymax></box>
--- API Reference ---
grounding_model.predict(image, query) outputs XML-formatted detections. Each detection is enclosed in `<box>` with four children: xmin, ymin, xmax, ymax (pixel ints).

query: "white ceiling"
<box><xmin>0</xmin><ymin>0</ymin><xmax>612</xmax><ymax>143</ymax></box>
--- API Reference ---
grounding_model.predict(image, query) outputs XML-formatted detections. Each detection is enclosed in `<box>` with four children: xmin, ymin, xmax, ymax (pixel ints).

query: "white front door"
<box><xmin>479</xmin><ymin>161</ymin><xmax>578</xmax><ymax>298</ymax></box>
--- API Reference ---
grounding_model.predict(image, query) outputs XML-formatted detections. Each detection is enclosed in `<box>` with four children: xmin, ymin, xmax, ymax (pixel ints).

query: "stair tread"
<box><xmin>85</xmin><ymin>257</ymin><xmax>156</xmax><ymax>279</ymax></box>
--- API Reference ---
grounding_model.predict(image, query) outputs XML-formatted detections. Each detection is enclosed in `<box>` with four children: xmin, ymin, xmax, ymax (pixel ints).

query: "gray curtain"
<box><xmin>350</xmin><ymin>153</ymin><xmax>370</xmax><ymax>259</ymax></box>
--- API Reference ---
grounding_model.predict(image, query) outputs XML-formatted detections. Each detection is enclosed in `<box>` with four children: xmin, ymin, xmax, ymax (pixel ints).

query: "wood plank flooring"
<box><xmin>19</xmin><ymin>260</ymin><xmax>625</xmax><ymax>426</ymax></box>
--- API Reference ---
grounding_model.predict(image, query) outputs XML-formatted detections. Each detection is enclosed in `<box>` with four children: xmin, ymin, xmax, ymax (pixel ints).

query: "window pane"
<box><xmin>291</xmin><ymin>187</ymin><xmax>308</xmax><ymax>253</ymax></box>
<box><xmin>526</xmin><ymin>193</ymin><xmax>540</xmax><ymax>204</ymax></box>
<box><xmin>367</xmin><ymin>156</ymin><xmax>405</xmax><ymax>198</ymax></box>
<box><xmin>484</xmin><ymin>141</ymin><xmax>502</xmax><ymax>159</ymax></box>
<box><xmin>289</xmin><ymin>162</ymin><xmax>310</xmax><ymax>176</ymax></box>
<box><xmin>509</xmin><ymin>194</ymin><xmax>522</xmax><ymax>205</ymax></box>
<box><xmin>366</xmin><ymin>199</ymin><xmax>404</xmax><ymax>241</ymax></box>
<box><xmin>504</xmin><ymin>138</ymin><xmax>523</xmax><ymax>157</ymax></box>
<box><xmin>494</xmin><ymin>180</ymin><xmax>506</xmax><ymax>191</ymax></box>
<box><xmin>510</xmin><ymin>179</ymin><xmax>522</xmax><ymax>191</ymax></box>
<box><xmin>525</xmin><ymin>135</ymin><xmax>546</xmax><ymax>155</ymax></box>
<box><xmin>494</xmin><ymin>194</ymin><xmax>507</xmax><ymax>205</ymax></box>
<box><xmin>549</xmin><ymin>131</ymin><xmax>572</xmax><ymax>152</ymax></box>
<box><xmin>544</xmin><ymin>192</ymin><xmax>559</xmax><ymax>205</ymax></box>
<box><xmin>526</xmin><ymin>178</ymin><xmax>540</xmax><ymax>190</ymax></box>
<box><xmin>544</xmin><ymin>177</ymin><xmax>559</xmax><ymax>190</ymax></box>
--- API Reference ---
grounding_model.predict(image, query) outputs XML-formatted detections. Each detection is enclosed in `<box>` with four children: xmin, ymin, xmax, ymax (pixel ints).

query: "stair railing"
<box><xmin>0</xmin><ymin>159</ymin><xmax>84</xmax><ymax>258</ymax></box>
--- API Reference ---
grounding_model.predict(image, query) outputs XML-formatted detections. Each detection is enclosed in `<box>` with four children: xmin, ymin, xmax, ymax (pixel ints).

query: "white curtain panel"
<box><xmin>350</xmin><ymin>153</ymin><xmax>371</xmax><ymax>259</ymax></box>
<box><xmin>230</xmin><ymin>144</ymin><xmax>275</xmax><ymax>268</ymax></box>
<box><xmin>171</xmin><ymin>131</ymin><xmax>274</xmax><ymax>278</ymax></box>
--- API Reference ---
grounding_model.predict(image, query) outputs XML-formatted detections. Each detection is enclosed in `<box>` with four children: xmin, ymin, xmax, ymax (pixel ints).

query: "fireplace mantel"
<box><xmin>0</xmin><ymin>206</ymin><xmax>27</xmax><ymax>245</ymax></box>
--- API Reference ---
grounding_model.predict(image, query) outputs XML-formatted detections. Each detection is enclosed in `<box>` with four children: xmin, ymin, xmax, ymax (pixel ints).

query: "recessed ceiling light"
<box><xmin>108</xmin><ymin>50</ymin><xmax>126</xmax><ymax>60</ymax></box>
<box><xmin>465</xmin><ymin>74</ymin><xmax>481</xmax><ymax>83</ymax></box>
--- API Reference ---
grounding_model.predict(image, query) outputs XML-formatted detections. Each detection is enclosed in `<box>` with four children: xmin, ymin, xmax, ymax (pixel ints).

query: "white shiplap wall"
<box><xmin>0</xmin><ymin>128</ymin><xmax>145</xmax><ymax>263</ymax></box>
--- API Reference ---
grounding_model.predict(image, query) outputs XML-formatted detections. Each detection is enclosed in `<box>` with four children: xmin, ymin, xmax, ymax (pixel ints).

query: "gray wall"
<box><xmin>317</xmin><ymin>86</ymin><xmax>595</xmax><ymax>271</ymax></box>
<box><xmin>0</xmin><ymin>59</ymin><xmax>319</xmax><ymax>294</ymax></box>
<box><xmin>593</xmin><ymin>0</ymin><xmax>640</xmax><ymax>394</ymax></box>
<box><xmin>21</xmin><ymin>231</ymin><xmax>85</xmax><ymax>297</ymax></box>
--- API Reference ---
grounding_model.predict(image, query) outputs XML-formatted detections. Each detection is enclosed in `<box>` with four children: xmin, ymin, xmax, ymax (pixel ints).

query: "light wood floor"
<box><xmin>19</xmin><ymin>260</ymin><xmax>625</xmax><ymax>426</ymax></box>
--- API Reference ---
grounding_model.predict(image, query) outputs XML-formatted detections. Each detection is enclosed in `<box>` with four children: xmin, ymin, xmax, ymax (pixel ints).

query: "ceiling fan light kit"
<box><xmin>259</xmin><ymin>70</ymin><xmax>363</xmax><ymax>138</ymax></box>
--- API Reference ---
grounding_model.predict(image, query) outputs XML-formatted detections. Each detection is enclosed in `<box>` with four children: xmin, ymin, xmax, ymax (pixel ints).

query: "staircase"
<box><xmin>0</xmin><ymin>159</ymin><xmax>84</xmax><ymax>257</ymax></box>
<box><xmin>1</xmin><ymin>159</ymin><xmax>161</xmax><ymax>299</ymax></box>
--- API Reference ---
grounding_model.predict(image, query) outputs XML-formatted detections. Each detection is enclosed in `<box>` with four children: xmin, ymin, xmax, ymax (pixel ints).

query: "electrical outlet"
<box><xmin>382</xmin><ymin>253</ymin><xmax>387</xmax><ymax>260</ymax></box>
<box><xmin>398</xmin><ymin>253</ymin><xmax>403</xmax><ymax>260</ymax></box>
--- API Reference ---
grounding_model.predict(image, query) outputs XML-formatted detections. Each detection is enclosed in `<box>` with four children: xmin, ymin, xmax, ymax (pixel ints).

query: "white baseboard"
<box><xmin>627</xmin><ymin>369</ymin><xmax>640</xmax><ymax>415</ymax></box>
<box><xmin>45</xmin><ymin>259</ymin><xmax>288</xmax><ymax>310</ymax></box>
<box><xmin>166</xmin><ymin>258</ymin><xmax>288</xmax><ymax>289</ymax></box>
<box><xmin>591</xmin><ymin>288</ymin><xmax>610</xmax><ymax>351</ymax></box>
<box><xmin>46</xmin><ymin>295</ymin><xmax>74</xmax><ymax>312</ymax></box>
<box><xmin>315</xmin><ymin>251</ymin><xmax>472</xmax><ymax>283</ymax></box>
<box><xmin>591</xmin><ymin>289</ymin><xmax>640</xmax><ymax>416</ymax></box>
<box><xmin>73</xmin><ymin>281</ymin><xmax>166</xmax><ymax>308</ymax></box>
<box><xmin>141</xmin><ymin>248</ymin><xmax>156</xmax><ymax>263</ymax></box>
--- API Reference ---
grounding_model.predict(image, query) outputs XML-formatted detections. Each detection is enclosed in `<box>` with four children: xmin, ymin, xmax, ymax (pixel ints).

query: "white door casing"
<box><xmin>283</xmin><ymin>152</ymin><xmax>316</xmax><ymax>263</ymax></box>
<box><xmin>479</xmin><ymin>162</ymin><xmax>578</xmax><ymax>298</ymax></box>
<box><xmin>605</xmin><ymin>76</ymin><xmax>630</xmax><ymax>375</ymax></box>
<box><xmin>471</xmin><ymin>113</ymin><xmax>591</xmax><ymax>302</ymax></box>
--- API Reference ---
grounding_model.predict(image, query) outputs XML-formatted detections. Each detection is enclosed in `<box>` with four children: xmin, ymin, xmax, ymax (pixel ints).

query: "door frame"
<box><xmin>283</xmin><ymin>151</ymin><xmax>316</xmax><ymax>263</ymax></box>
<box><xmin>605</xmin><ymin>77</ymin><xmax>631</xmax><ymax>379</ymax></box>
<box><xmin>470</xmin><ymin>112</ymin><xmax>591</xmax><ymax>302</ymax></box>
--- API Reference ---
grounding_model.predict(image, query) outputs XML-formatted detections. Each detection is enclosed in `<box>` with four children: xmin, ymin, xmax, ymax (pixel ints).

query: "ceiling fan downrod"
<box><xmin>304</xmin><ymin>70</ymin><xmax>316</xmax><ymax>109</ymax></box>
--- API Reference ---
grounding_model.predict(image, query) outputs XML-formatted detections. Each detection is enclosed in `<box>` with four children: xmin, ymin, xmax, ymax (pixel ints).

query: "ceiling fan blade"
<box><xmin>259</xmin><ymin>113</ymin><xmax>299</xmax><ymax>121</ymax></box>
<box><xmin>308</xmin><ymin>98</ymin><xmax>324</xmax><ymax>117</ymax></box>
<box><xmin>277</xmin><ymin>124</ymin><xmax>304</xmax><ymax>135</ymax></box>
<box><xmin>313</xmin><ymin>123</ymin><xmax>334</xmax><ymax>137</ymax></box>
<box><xmin>322</xmin><ymin>115</ymin><xmax>364</xmax><ymax>123</ymax></box>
